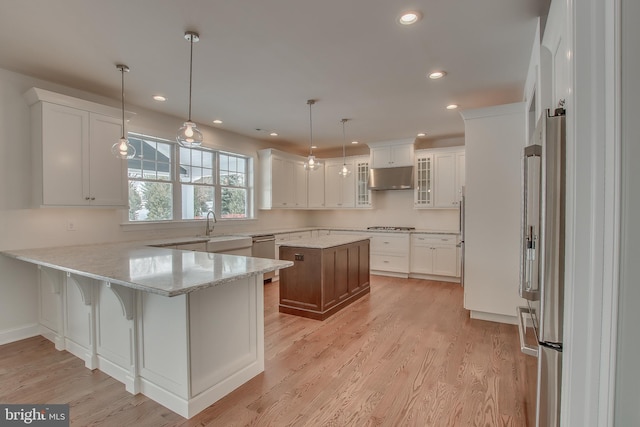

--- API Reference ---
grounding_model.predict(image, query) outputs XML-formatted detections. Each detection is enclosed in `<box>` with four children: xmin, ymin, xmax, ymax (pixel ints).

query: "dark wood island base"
<box><xmin>278</xmin><ymin>236</ymin><xmax>370</xmax><ymax>320</ymax></box>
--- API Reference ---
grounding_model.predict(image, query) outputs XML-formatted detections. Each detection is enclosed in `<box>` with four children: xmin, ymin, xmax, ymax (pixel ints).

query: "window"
<box><xmin>126</xmin><ymin>133</ymin><xmax>252</xmax><ymax>222</ymax></box>
<box><xmin>219</xmin><ymin>153</ymin><xmax>248</xmax><ymax>219</ymax></box>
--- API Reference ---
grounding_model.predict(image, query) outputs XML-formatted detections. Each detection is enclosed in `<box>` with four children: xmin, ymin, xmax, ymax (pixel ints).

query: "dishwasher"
<box><xmin>251</xmin><ymin>235</ymin><xmax>276</xmax><ymax>282</ymax></box>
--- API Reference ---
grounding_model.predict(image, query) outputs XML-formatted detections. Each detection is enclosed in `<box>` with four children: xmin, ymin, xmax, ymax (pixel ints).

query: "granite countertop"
<box><xmin>278</xmin><ymin>235</ymin><xmax>370</xmax><ymax>249</ymax></box>
<box><xmin>326</xmin><ymin>227</ymin><xmax>460</xmax><ymax>235</ymax></box>
<box><xmin>1</xmin><ymin>243</ymin><xmax>292</xmax><ymax>297</ymax></box>
<box><xmin>238</xmin><ymin>227</ymin><xmax>459</xmax><ymax>237</ymax></box>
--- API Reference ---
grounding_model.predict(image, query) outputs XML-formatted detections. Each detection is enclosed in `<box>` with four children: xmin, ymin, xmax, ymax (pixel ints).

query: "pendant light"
<box><xmin>304</xmin><ymin>99</ymin><xmax>319</xmax><ymax>171</ymax></box>
<box><xmin>111</xmin><ymin>64</ymin><xmax>136</xmax><ymax>159</ymax></box>
<box><xmin>177</xmin><ymin>31</ymin><xmax>203</xmax><ymax>147</ymax></box>
<box><xmin>338</xmin><ymin>118</ymin><xmax>351</xmax><ymax>177</ymax></box>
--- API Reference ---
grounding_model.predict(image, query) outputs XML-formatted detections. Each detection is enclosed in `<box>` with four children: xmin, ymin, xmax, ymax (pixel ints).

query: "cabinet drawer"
<box><xmin>370</xmin><ymin>234</ymin><xmax>409</xmax><ymax>254</ymax></box>
<box><xmin>371</xmin><ymin>253</ymin><xmax>409</xmax><ymax>273</ymax></box>
<box><xmin>411</xmin><ymin>234</ymin><xmax>457</xmax><ymax>247</ymax></box>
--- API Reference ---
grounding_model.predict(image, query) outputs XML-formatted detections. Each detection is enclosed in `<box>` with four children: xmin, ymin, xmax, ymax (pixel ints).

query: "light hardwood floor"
<box><xmin>0</xmin><ymin>276</ymin><xmax>536</xmax><ymax>426</ymax></box>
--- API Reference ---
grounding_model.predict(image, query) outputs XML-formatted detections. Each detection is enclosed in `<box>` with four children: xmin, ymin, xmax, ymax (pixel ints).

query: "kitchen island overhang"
<box><xmin>1</xmin><ymin>242</ymin><xmax>292</xmax><ymax>419</ymax></box>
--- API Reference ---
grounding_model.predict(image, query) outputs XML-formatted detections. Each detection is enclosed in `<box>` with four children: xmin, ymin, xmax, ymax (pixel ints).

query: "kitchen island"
<box><xmin>278</xmin><ymin>235</ymin><xmax>370</xmax><ymax>320</ymax></box>
<box><xmin>1</xmin><ymin>242</ymin><xmax>292</xmax><ymax>419</ymax></box>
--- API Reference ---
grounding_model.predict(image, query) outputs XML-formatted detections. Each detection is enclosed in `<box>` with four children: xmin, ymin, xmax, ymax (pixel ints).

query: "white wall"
<box><xmin>0</xmin><ymin>67</ymin><xmax>311</xmax><ymax>342</ymax></box>
<box><xmin>460</xmin><ymin>103</ymin><xmax>527</xmax><ymax>322</ymax></box>
<box><xmin>307</xmin><ymin>190</ymin><xmax>460</xmax><ymax>231</ymax></box>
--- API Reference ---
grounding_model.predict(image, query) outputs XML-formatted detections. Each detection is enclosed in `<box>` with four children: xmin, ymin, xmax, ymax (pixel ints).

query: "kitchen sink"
<box><xmin>205</xmin><ymin>235</ymin><xmax>252</xmax><ymax>253</ymax></box>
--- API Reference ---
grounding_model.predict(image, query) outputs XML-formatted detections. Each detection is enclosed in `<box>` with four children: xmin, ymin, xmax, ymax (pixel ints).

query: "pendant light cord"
<box><xmin>341</xmin><ymin>119</ymin><xmax>347</xmax><ymax>161</ymax></box>
<box><xmin>120</xmin><ymin>66</ymin><xmax>126</xmax><ymax>139</ymax></box>
<box><xmin>188</xmin><ymin>36</ymin><xmax>194</xmax><ymax>121</ymax></box>
<box><xmin>308</xmin><ymin>100</ymin><xmax>314</xmax><ymax>155</ymax></box>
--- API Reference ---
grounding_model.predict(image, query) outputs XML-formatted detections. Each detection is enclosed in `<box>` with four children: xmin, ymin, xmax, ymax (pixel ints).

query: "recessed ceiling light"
<box><xmin>398</xmin><ymin>11</ymin><xmax>422</xmax><ymax>25</ymax></box>
<box><xmin>446</xmin><ymin>104</ymin><xmax>459</xmax><ymax>110</ymax></box>
<box><xmin>428</xmin><ymin>71</ymin><xmax>446</xmax><ymax>79</ymax></box>
<box><xmin>153</xmin><ymin>95</ymin><xmax>166</xmax><ymax>102</ymax></box>
<box><xmin>269</xmin><ymin>132</ymin><xmax>278</xmax><ymax>136</ymax></box>
<box><xmin>311</xmin><ymin>145</ymin><xmax>317</xmax><ymax>149</ymax></box>
<box><xmin>351</xmin><ymin>141</ymin><xmax>359</xmax><ymax>144</ymax></box>
<box><xmin>212</xmin><ymin>119</ymin><xmax>223</xmax><ymax>124</ymax></box>
<box><xmin>417</xmin><ymin>133</ymin><xmax>426</xmax><ymax>137</ymax></box>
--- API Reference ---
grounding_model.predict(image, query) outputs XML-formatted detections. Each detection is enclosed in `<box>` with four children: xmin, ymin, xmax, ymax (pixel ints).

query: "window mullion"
<box><xmin>173</xmin><ymin>143</ymin><xmax>181</xmax><ymax>220</ymax></box>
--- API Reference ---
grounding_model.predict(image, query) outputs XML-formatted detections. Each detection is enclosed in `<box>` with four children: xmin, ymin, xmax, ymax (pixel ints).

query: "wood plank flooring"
<box><xmin>0</xmin><ymin>276</ymin><xmax>536</xmax><ymax>426</ymax></box>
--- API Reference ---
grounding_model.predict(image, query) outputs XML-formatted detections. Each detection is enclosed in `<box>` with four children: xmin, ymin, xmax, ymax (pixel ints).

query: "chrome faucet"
<box><xmin>205</xmin><ymin>210</ymin><xmax>217</xmax><ymax>236</ymax></box>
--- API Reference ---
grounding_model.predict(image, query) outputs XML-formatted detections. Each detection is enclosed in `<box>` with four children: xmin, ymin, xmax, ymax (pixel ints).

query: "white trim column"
<box><xmin>561</xmin><ymin>0</ymin><xmax>621</xmax><ymax>425</ymax></box>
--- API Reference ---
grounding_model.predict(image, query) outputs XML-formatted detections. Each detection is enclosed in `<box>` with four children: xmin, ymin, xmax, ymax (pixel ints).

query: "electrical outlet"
<box><xmin>67</xmin><ymin>220</ymin><xmax>76</xmax><ymax>231</ymax></box>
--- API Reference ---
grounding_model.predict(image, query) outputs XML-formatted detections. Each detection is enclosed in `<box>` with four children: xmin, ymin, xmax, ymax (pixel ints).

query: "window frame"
<box><xmin>126</xmin><ymin>132</ymin><xmax>254</xmax><ymax>224</ymax></box>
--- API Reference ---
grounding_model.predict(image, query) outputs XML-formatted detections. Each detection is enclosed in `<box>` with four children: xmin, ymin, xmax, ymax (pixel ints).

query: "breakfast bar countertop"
<box><xmin>1</xmin><ymin>242</ymin><xmax>292</xmax><ymax>297</ymax></box>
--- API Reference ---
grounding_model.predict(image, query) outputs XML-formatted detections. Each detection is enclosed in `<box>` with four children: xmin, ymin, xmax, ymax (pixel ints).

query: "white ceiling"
<box><xmin>0</xmin><ymin>0</ymin><xmax>547</xmax><ymax>153</ymax></box>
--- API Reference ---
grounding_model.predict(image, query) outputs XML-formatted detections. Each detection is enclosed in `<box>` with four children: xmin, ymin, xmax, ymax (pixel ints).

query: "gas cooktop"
<box><xmin>367</xmin><ymin>226</ymin><xmax>416</xmax><ymax>231</ymax></box>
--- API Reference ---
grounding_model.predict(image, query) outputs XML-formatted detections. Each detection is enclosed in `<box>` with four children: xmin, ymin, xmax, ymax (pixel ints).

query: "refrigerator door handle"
<box><xmin>517</xmin><ymin>306</ymin><xmax>539</xmax><ymax>357</ymax></box>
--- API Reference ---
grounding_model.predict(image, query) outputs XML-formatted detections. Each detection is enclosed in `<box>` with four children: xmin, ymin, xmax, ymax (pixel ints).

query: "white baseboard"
<box><xmin>371</xmin><ymin>271</ymin><xmax>409</xmax><ymax>279</ymax></box>
<box><xmin>470</xmin><ymin>310</ymin><xmax>518</xmax><ymax>325</ymax></box>
<box><xmin>408</xmin><ymin>273</ymin><xmax>461</xmax><ymax>283</ymax></box>
<box><xmin>0</xmin><ymin>323</ymin><xmax>40</xmax><ymax>345</ymax></box>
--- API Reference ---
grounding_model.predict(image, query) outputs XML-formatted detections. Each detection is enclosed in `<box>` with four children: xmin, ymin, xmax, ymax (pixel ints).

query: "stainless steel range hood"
<box><xmin>368</xmin><ymin>166</ymin><xmax>414</xmax><ymax>190</ymax></box>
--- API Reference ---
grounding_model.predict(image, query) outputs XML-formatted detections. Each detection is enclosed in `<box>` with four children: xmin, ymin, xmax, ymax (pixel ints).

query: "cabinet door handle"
<box><xmin>91</xmin><ymin>197</ymin><xmax>95</xmax><ymax>201</ymax></box>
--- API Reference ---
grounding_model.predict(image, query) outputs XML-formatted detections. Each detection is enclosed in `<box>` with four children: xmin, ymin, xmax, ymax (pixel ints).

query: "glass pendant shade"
<box><xmin>339</xmin><ymin>163</ymin><xmax>350</xmax><ymax>177</ymax></box>
<box><xmin>112</xmin><ymin>64</ymin><xmax>136</xmax><ymax>160</ymax></box>
<box><xmin>177</xmin><ymin>120</ymin><xmax>203</xmax><ymax>146</ymax></box>
<box><xmin>112</xmin><ymin>136</ymin><xmax>136</xmax><ymax>159</ymax></box>
<box><xmin>304</xmin><ymin>99</ymin><xmax>319</xmax><ymax>171</ymax></box>
<box><xmin>305</xmin><ymin>154</ymin><xmax>318</xmax><ymax>171</ymax></box>
<box><xmin>177</xmin><ymin>31</ymin><xmax>203</xmax><ymax>147</ymax></box>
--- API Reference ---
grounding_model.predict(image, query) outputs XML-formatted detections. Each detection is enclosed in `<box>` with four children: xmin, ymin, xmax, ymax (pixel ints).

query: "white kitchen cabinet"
<box><xmin>354</xmin><ymin>156</ymin><xmax>372</xmax><ymax>208</ymax></box>
<box><xmin>258</xmin><ymin>149</ymin><xmax>307</xmax><ymax>209</ymax></box>
<box><xmin>324</xmin><ymin>160</ymin><xmax>355</xmax><ymax>208</ymax></box>
<box><xmin>368</xmin><ymin>139</ymin><xmax>414</xmax><ymax>168</ymax></box>
<box><xmin>293</xmin><ymin>161</ymin><xmax>308</xmax><ymax>208</ymax></box>
<box><xmin>410</xmin><ymin>234</ymin><xmax>459</xmax><ymax>278</ymax></box>
<box><xmin>369</xmin><ymin>232</ymin><xmax>410</xmax><ymax>276</ymax></box>
<box><xmin>414</xmin><ymin>147</ymin><xmax>465</xmax><ymax>208</ymax></box>
<box><xmin>307</xmin><ymin>163</ymin><xmax>325</xmax><ymax>208</ymax></box>
<box><xmin>26</xmin><ymin>88</ymin><xmax>128</xmax><ymax>208</ymax></box>
<box><xmin>414</xmin><ymin>152</ymin><xmax>434</xmax><ymax>207</ymax></box>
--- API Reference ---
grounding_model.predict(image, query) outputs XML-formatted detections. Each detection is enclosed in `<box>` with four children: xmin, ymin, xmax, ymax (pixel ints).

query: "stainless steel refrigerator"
<box><xmin>517</xmin><ymin>108</ymin><xmax>565</xmax><ymax>427</ymax></box>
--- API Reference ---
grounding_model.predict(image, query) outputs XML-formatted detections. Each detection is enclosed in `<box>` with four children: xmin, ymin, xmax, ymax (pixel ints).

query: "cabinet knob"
<box><xmin>91</xmin><ymin>197</ymin><xmax>96</xmax><ymax>201</ymax></box>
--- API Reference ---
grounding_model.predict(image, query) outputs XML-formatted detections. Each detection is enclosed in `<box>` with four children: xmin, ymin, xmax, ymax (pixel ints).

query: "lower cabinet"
<box><xmin>410</xmin><ymin>234</ymin><xmax>459</xmax><ymax>279</ymax></box>
<box><xmin>369</xmin><ymin>232</ymin><xmax>410</xmax><ymax>276</ymax></box>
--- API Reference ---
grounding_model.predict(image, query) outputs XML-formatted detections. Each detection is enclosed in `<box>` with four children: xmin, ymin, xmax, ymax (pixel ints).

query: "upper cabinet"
<box><xmin>414</xmin><ymin>147</ymin><xmax>465</xmax><ymax>209</ymax></box>
<box><xmin>325</xmin><ymin>160</ymin><xmax>355</xmax><ymax>208</ymax></box>
<box><xmin>25</xmin><ymin>88</ymin><xmax>128</xmax><ymax>208</ymax></box>
<box><xmin>307</xmin><ymin>162</ymin><xmax>325</xmax><ymax>208</ymax></box>
<box><xmin>354</xmin><ymin>155</ymin><xmax>372</xmax><ymax>208</ymax></box>
<box><xmin>414</xmin><ymin>152</ymin><xmax>433</xmax><ymax>207</ymax></box>
<box><xmin>368</xmin><ymin>139</ymin><xmax>415</xmax><ymax>168</ymax></box>
<box><xmin>258</xmin><ymin>150</ymin><xmax>371</xmax><ymax>210</ymax></box>
<box><xmin>258</xmin><ymin>149</ymin><xmax>308</xmax><ymax>209</ymax></box>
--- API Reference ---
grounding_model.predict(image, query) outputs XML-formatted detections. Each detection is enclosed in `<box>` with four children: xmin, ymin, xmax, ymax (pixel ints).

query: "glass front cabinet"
<box><xmin>355</xmin><ymin>156</ymin><xmax>372</xmax><ymax>208</ymax></box>
<box><xmin>414</xmin><ymin>152</ymin><xmax>433</xmax><ymax>208</ymax></box>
